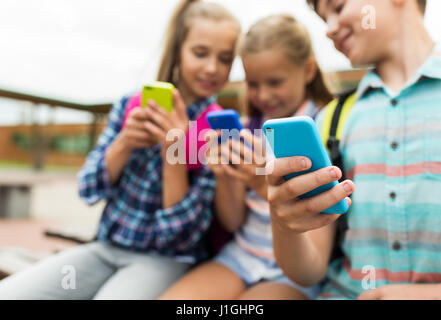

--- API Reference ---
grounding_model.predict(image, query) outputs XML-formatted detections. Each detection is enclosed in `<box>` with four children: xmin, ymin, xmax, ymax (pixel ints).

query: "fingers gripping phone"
<box><xmin>142</xmin><ymin>81</ymin><xmax>175</xmax><ymax>112</ymax></box>
<box><xmin>263</xmin><ymin>116</ymin><xmax>349</xmax><ymax>214</ymax></box>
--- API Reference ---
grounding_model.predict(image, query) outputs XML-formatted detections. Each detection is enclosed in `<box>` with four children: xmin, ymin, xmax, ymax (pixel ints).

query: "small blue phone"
<box><xmin>207</xmin><ymin>109</ymin><xmax>244</xmax><ymax>145</ymax></box>
<box><xmin>207</xmin><ymin>109</ymin><xmax>243</xmax><ymax>131</ymax></box>
<box><xmin>263</xmin><ymin>116</ymin><xmax>348</xmax><ymax>214</ymax></box>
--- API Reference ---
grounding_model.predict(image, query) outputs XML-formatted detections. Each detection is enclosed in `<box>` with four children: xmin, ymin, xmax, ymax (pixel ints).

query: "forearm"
<box><xmin>252</xmin><ymin>182</ymin><xmax>268</xmax><ymax>201</ymax></box>
<box><xmin>162</xmin><ymin>162</ymin><xmax>189</xmax><ymax>209</ymax></box>
<box><xmin>358</xmin><ymin>283</ymin><xmax>441</xmax><ymax>300</ymax></box>
<box><xmin>214</xmin><ymin>175</ymin><xmax>246</xmax><ymax>233</ymax></box>
<box><xmin>105</xmin><ymin>134</ymin><xmax>133</xmax><ymax>185</ymax></box>
<box><xmin>271</xmin><ymin>222</ymin><xmax>330</xmax><ymax>287</ymax></box>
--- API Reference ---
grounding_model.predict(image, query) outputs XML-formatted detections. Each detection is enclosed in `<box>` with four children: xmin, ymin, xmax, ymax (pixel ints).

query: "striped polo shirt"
<box><xmin>318</xmin><ymin>43</ymin><xmax>441</xmax><ymax>299</ymax></box>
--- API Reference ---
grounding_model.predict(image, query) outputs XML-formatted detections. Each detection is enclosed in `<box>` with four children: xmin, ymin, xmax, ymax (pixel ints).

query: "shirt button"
<box><xmin>391</xmin><ymin>142</ymin><xmax>399</xmax><ymax>150</ymax></box>
<box><xmin>389</xmin><ymin>192</ymin><xmax>397</xmax><ymax>200</ymax></box>
<box><xmin>391</xmin><ymin>99</ymin><xmax>399</xmax><ymax>107</ymax></box>
<box><xmin>392</xmin><ymin>241</ymin><xmax>402</xmax><ymax>251</ymax></box>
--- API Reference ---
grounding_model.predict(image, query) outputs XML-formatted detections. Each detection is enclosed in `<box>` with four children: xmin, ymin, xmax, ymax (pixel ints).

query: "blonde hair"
<box><xmin>240</xmin><ymin>14</ymin><xmax>333</xmax><ymax>117</ymax></box>
<box><xmin>156</xmin><ymin>0</ymin><xmax>240</xmax><ymax>84</ymax></box>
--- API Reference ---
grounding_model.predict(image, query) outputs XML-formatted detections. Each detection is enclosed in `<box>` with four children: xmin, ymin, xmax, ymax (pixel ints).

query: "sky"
<box><xmin>0</xmin><ymin>0</ymin><xmax>440</xmax><ymax>125</ymax></box>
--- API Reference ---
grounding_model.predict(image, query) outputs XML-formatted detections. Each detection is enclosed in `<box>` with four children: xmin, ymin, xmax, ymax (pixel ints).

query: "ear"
<box><xmin>304</xmin><ymin>56</ymin><xmax>318</xmax><ymax>85</ymax></box>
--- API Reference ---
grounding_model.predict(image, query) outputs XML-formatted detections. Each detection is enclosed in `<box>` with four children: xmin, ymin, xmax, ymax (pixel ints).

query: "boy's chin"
<box><xmin>336</xmin><ymin>45</ymin><xmax>373</xmax><ymax>68</ymax></box>
<box><xmin>347</xmin><ymin>52</ymin><xmax>374</xmax><ymax>69</ymax></box>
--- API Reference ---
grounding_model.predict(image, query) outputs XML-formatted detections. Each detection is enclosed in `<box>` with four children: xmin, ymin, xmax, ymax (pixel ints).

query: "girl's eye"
<box><xmin>193</xmin><ymin>51</ymin><xmax>207</xmax><ymax>58</ymax></box>
<box><xmin>268</xmin><ymin>79</ymin><xmax>283</xmax><ymax>87</ymax></box>
<box><xmin>335</xmin><ymin>0</ymin><xmax>345</xmax><ymax>13</ymax></box>
<box><xmin>219</xmin><ymin>56</ymin><xmax>233</xmax><ymax>65</ymax></box>
<box><xmin>247</xmin><ymin>81</ymin><xmax>258</xmax><ymax>88</ymax></box>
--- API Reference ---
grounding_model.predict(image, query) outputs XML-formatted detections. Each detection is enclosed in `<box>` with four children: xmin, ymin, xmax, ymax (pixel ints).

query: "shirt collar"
<box><xmin>294</xmin><ymin>99</ymin><xmax>320</xmax><ymax>119</ymax></box>
<box><xmin>355</xmin><ymin>42</ymin><xmax>441</xmax><ymax>99</ymax></box>
<box><xmin>186</xmin><ymin>95</ymin><xmax>216</xmax><ymax>120</ymax></box>
<box><xmin>418</xmin><ymin>42</ymin><xmax>441</xmax><ymax>80</ymax></box>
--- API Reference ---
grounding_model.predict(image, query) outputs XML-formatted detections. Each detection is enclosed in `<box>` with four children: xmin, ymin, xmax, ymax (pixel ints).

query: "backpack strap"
<box><xmin>321</xmin><ymin>89</ymin><xmax>357</xmax><ymax>261</ymax></box>
<box><xmin>322</xmin><ymin>89</ymin><xmax>357</xmax><ymax>180</ymax></box>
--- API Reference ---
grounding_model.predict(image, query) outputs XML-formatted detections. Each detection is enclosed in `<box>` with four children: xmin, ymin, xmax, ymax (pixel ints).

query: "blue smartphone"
<box><xmin>263</xmin><ymin>116</ymin><xmax>348</xmax><ymax>214</ymax></box>
<box><xmin>207</xmin><ymin>109</ymin><xmax>244</xmax><ymax>145</ymax></box>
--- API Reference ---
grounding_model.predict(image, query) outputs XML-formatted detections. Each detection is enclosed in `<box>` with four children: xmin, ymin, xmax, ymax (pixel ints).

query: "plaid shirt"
<box><xmin>77</xmin><ymin>94</ymin><xmax>217</xmax><ymax>263</ymax></box>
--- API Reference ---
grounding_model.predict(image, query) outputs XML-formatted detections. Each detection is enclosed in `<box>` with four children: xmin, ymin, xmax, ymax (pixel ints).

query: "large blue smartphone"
<box><xmin>263</xmin><ymin>116</ymin><xmax>348</xmax><ymax>214</ymax></box>
<box><xmin>207</xmin><ymin>109</ymin><xmax>244</xmax><ymax>145</ymax></box>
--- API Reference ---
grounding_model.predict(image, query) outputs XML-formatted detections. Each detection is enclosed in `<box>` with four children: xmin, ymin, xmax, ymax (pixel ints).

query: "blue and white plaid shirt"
<box><xmin>77</xmin><ymin>94</ymin><xmax>217</xmax><ymax>263</ymax></box>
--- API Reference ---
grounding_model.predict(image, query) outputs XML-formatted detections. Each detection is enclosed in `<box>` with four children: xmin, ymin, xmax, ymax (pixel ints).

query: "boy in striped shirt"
<box><xmin>267</xmin><ymin>0</ymin><xmax>441</xmax><ymax>299</ymax></box>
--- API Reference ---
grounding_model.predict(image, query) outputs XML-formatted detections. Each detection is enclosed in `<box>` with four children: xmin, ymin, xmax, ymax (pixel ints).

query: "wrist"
<box><xmin>271</xmin><ymin>214</ymin><xmax>305</xmax><ymax>236</ymax></box>
<box><xmin>114</xmin><ymin>133</ymin><xmax>134</xmax><ymax>155</ymax></box>
<box><xmin>248</xmin><ymin>178</ymin><xmax>267</xmax><ymax>199</ymax></box>
<box><xmin>214</xmin><ymin>171</ymin><xmax>233</xmax><ymax>184</ymax></box>
<box><xmin>256</xmin><ymin>184</ymin><xmax>268</xmax><ymax>200</ymax></box>
<box><xmin>162</xmin><ymin>159</ymin><xmax>188</xmax><ymax>173</ymax></box>
<box><xmin>214</xmin><ymin>169</ymin><xmax>228</xmax><ymax>179</ymax></box>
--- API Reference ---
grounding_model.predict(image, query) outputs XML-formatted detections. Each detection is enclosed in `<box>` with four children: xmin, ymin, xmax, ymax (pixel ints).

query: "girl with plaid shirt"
<box><xmin>0</xmin><ymin>0</ymin><xmax>240</xmax><ymax>300</ymax></box>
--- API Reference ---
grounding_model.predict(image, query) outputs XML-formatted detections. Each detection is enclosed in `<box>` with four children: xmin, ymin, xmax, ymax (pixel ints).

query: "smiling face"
<box><xmin>243</xmin><ymin>49</ymin><xmax>315</xmax><ymax>120</ymax></box>
<box><xmin>178</xmin><ymin>18</ymin><xmax>238</xmax><ymax>103</ymax></box>
<box><xmin>317</xmin><ymin>0</ymin><xmax>400</xmax><ymax>67</ymax></box>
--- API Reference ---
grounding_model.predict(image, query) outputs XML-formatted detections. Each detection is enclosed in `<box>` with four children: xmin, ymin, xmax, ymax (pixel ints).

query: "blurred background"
<box><xmin>0</xmin><ymin>0</ymin><xmax>440</xmax><ymax>278</ymax></box>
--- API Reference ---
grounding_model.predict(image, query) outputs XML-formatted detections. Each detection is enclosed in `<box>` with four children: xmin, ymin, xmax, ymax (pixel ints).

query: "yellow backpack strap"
<box><xmin>320</xmin><ymin>90</ymin><xmax>357</xmax><ymax>186</ymax></box>
<box><xmin>326</xmin><ymin>90</ymin><xmax>357</xmax><ymax>262</ymax></box>
<box><xmin>322</xmin><ymin>91</ymin><xmax>357</xmax><ymax>153</ymax></box>
<box><xmin>336</xmin><ymin>92</ymin><xmax>356</xmax><ymax>141</ymax></box>
<box><xmin>321</xmin><ymin>99</ymin><xmax>339</xmax><ymax>149</ymax></box>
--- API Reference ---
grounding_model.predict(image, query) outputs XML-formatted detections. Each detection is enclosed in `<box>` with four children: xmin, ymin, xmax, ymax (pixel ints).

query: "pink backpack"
<box><xmin>122</xmin><ymin>92</ymin><xmax>222</xmax><ymax>171</ymax></box>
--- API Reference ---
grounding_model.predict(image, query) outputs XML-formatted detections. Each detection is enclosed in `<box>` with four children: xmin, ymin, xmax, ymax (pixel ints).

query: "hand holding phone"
<box><xmin>207</xmin><ymin>109</ymin><xmax>254</xmax><ymax>149</ymax></box>
<box><xmin>263</xmin><ymin>116</ymin><xmax>351</xmax><ymax>214</ymax></box>
<box><xmin>206</xmin><ymin>110</ymin><xmax>266</xmax><ymax>196</ymax></box>
<box><xmin>207</xmin><ymin>109</ymin><xmax>243</xmax><ymax>141</ymax></box>
<box><xmin>143</xmin><ymin>87</ymin><xmax>189</xmax><ymax>153</ymax></box>
<box><xmin>142</xmin><ymin>81</ymin><xmax>175</xmax><ymax>113</ymax></box>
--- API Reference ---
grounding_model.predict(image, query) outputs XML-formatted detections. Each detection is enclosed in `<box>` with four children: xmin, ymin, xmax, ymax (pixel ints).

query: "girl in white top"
<box><xmin>160</xmin><ymin>14</ymin><xmax>333</xmax><ymax>300</ymax></box>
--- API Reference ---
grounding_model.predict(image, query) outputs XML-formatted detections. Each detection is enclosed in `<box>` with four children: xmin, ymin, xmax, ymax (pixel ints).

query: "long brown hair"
<box><xmin>156</xmin><ymin>0</ymin><xmax>241</xmax><ymax>84</ymax></box>
<box><xmin>239</xmin><ymin>14</ymin><xmax>333</xmax><ymax>118</ymax></box>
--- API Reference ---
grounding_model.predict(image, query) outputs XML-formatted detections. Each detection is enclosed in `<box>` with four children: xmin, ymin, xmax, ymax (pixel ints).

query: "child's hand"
<box><xmin>205</xmin><ymin>129</ymin><xmax>267</xmax><ymax>197</ymax></box>
<box><xmin>205</xmin><ymin>130</ymin><xmax>233</xmax><ymax>177</ymax></box>
<box><xmin>357</xmin><ymin>284</ymin><xmax>441</xmax><ymax>300</ymax></box>
<box><xmin>119</xmin><ymin>107</ymin><xmax>158</xmax><ymax>152</ymax></box>
<box><xmin>226</xmin><ymin>129</ymin><xmax>267</xmax><ymax>198</ymax></box>
<box><xmin>266</xmin><ymin>156</ymin><xmax>355</xmax><ymax>234</ymax></box>
<box><xmin>144</xmin><ymin>90</ymin><xmax>189</xmax><ymax>158</ymax></box>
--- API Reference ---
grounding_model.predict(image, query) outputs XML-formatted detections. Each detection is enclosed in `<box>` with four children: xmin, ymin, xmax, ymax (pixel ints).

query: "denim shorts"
<box><xmin>214</xmin><ymin>241</ymin><xmax>320</xmax><ymax>299</ymax></box>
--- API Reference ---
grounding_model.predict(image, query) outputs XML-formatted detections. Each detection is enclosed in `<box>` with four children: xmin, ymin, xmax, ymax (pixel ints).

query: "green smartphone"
<box><xmin>142</xmin><ymin>81</ymin><xmax>175</xmax><ymax>113</ymax></box>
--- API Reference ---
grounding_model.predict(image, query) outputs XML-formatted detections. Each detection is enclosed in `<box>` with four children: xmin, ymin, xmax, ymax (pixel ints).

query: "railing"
<box><xmin>0</xmin><ymin>88</ymin><xmax>112</xmax><ymax>114</ymax></box>
<box><xmin>0</xmin><ymin>70</ymin><xmax>367</xmax><ymax>170</ymax></box>
<box><xmin>0</xmin><ymin>88</ymin><xmax>112</xmax><ymax>170</ymax></box>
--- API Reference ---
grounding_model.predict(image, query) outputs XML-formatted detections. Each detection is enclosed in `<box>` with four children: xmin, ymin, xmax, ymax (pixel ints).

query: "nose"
<box><xmin>204</xmin><ymin>56</ymin><xmax>219</xmax><ymax>75</ymax></box>
<box><xmin>257</xmin><ymin>87</ymin><xmax>271</xmax><ymax>104</ymax></box>
<box><xmin>326</xmin><ymin>14</ymin><xmax>339</xmax><ymax>40</ymax></box>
